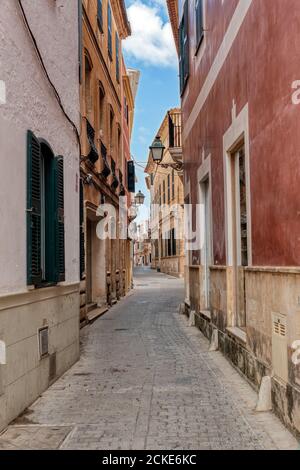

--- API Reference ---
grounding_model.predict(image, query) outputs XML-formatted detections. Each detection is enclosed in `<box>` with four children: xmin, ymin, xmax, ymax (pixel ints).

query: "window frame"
<box><xmin>195</xmin><ymin>0</ymin><xmax>204</xmax><ymax>55</ymax></box>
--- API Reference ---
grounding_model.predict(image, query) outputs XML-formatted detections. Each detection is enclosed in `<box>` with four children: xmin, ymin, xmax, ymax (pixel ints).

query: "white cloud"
<box><xmin>123</xmin><ymin>2</ymin><xmax>177</xmax><ymax>68</ymax></box>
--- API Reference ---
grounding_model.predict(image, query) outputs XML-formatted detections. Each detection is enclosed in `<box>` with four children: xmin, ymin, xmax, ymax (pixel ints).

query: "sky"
<box><xmin>123</xmin><ymin>0</ymin><xmax>180</xmax><ymax>222</ymax></box>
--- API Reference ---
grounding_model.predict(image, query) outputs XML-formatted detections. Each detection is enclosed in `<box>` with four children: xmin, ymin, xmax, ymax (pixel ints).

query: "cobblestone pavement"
<box><xmin>0</xmin><ymin>267</ymin><xmax>298</xmax><ymax>450</ymax></box>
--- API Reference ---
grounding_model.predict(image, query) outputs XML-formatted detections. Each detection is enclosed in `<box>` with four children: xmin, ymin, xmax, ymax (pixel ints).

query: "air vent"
<box><xmin>38</xmin><ymin>327</ymin><xmax>49</xmax><ymax>358</ymax></box>
<box><xmin>272</xmin><ymin>313</ymin><xmax>288</xmax><ymax>382</ymax></box>
<box><xmin>273</xmin><ymin>316</ymin><xmax>286</xmax><ymax>337</ymax></box>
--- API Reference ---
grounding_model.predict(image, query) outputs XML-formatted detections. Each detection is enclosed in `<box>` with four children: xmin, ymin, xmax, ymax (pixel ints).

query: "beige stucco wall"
<box><xmin>0</xmin><ymin>285</ymin><xmax>79</xmax><ymax>431</ymax></box>
<box><xmin>0</xmin><ymin>0</ymin><xmax>80</xmax><ymax>430</ymax></box>
<box><xmin>0</xmin><ymin>0</ymin><xmax>80</xmax><ymax>292</ymax></box>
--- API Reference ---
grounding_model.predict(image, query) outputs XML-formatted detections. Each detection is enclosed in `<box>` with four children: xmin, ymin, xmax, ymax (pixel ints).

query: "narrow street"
<box><xmin>0</xmin><ymin>268</ymin><xmax>297</xmax><ymax>450</ymax></box>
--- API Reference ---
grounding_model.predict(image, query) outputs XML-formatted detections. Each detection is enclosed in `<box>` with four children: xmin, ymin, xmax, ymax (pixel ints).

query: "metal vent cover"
<box><xmin>272</xmin><ymin>313</ymin><xmax>288</xmax><ymax>383</ymax></box>
<box><xmin>38</xmin><ymin>327</ymin><xmax>49</xmax><ymax>358</ymax></box>
<box><xmin>273</xmin><ymin>314</ymin><xmax>287</xmax><ymax>337</ymax></box>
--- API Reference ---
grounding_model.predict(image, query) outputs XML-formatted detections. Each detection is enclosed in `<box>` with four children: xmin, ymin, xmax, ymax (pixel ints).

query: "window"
<box><xmin>84</xmin><ymin>54</ymin><xmax>93</xmax><ymax>116</ymax></box>
<box><xmin>195</xmin><ymin>0</ymin><xmax>204</xmax><ymax>52</ymax></box>
<box><xmin>115</xmin><ymin>32</ymin><xmax>120</xmax><ymax>83</ymax></box>
<box><xmin>99</xmin><ymin>82</ymin><xmax>105</xmax><ymax>134</ymax></box>
<box><xmin>109</xmin><ymin>106</ymin><xmax>114</xmax><ymax>152</ymax></box>
<box><xmin>167</xmin><ymin>233</ymin><xmax>171</xmax><ymax>257</ymax></box>
<box><xmin>159</xmin><ymin>184</ymin><xmax>162</xmax><ymax>206</ymax></box>
<box><xmin>179</xmin><ymin>0</ymin><xmax>189</xmax><ymax>94</ymax></box>
<box><xmin>27</xmin><ymin>131</ymin><xmax>65</xmax><ymax>286</ymax></box>
<box><xmin>80</xmin><ymin>179</ymin><xmax>85</xmax><ymax>280</ymax></box>
<box><xmin>97</xmin><ymin>0</ymin><xmax>103</xmax><ymax>32</ymax></box>
<box><xmin>172</xmin><ymin>169</ymin><xmax>175</xmax><ymax>199</ymax></box>
<box><xmin>171</xmin><ymin>228</ymin><xmax>177</xmax><ymax>256</ymax></box>
<box><xmin>167</xmin><ymin>174</ymin><xmax>170</xmax><ymax>203</ymax></box>
<box><xmin>238</xmin><ymin>147</ymin><xmax>248</xmax><ymax>267</ymax></box>
<box><xmin>107</xmin><ymin>3</ymin><xmax>112</xmax><ymax>59</ymax></box>
<box><xmin>163</xmin><ymin>180</ymin><xmax>166</xmax><ymax>204</ymax></box>
<box><xmin>117</xmin><ymin>125</ymin><xmax>121</xmax><ymax>167</ymax></box>
<box><xmin>124</xmin><ymin>97</ymin><xmax>129</xmax><ymax>125</ymax></box>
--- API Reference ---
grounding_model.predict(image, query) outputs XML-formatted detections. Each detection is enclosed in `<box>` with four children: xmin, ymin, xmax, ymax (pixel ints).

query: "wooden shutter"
<box><xmin>27</xmin><ymin>130</ymin><xmax>42</xmax><ymax>286</ymax></box>
<box><xmin>79</xmin><ymin>179</ymin><xmax>85</xmax><ymax>280</ymax></box>
<box><xmin>179</xmin><ymin>19</ymin><xmax>184</xmax><ymax>92</ymax></box>
<box><xmin>108</xmin><ymin>3</ymin><xmax>112</xmax><ymax>59</ymax></box>
<box><xmin>179</xmin><ymin>0</ymin><xmax>189</xmax><ymax>94</ymax></box>
<box><xmin>97</xmin><ymin>0</ymin><xmax>103</xmax><ymax>31</ymax></box>
<box><xmin>54</xmin><ymin>156</ymin><xmax>65</xmax><ymax>282</ymax></box>
<box><xmin>127</xmin><ymin>160</ymin><xmax>135</xmax><ymax>193</ymax></box>
<box><xmin>195</xmin><ymin>0</ymin><xmax>204</xmax><ymax>47</ymax></box>
<box><xmin>183</xmin><ymin>0</ymin><xmax>189</xmax><ymax>83</ymax></box>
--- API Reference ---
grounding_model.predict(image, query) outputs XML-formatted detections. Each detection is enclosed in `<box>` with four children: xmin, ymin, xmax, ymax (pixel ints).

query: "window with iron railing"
<box><xmin>168</xmin><ymin>111</ymin><xmax>182</xmax><ymax>148</ymax></box>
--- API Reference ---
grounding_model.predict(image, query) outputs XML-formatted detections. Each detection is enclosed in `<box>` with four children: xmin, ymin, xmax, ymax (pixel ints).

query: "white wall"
<box><xmin>0</xmin><ymin>0</ymin><xmax>80</xmax><ymax>293</ymax></box>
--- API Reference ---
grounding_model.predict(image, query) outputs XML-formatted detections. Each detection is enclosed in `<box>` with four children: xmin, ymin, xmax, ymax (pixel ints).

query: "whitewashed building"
<box><xmin>0</xmin><ymin>0</ymin><xmax>80</xmax><ymax>430</ymax></box>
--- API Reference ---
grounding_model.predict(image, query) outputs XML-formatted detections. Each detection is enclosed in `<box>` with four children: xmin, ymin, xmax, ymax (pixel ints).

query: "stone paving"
<box><xmin>0</xmin><ymin>267</ymin><xmax>298</xmax><ymax>450</ymax></box>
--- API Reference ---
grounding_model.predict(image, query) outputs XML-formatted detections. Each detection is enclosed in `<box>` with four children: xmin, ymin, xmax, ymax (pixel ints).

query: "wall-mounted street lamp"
<box><xmin>149</xmin><ymin>135</ymin><xmax>165</xmax><ymax>164</ymax></box>
<box><xmin>149</xmin><ymin>135</ymin><xmax>183</xmax><ymax>171</ymax></box>
<box><xmin>134</xmin><ymin>190</ymin><xmax>145</xmax><ymax>206</ymax></box>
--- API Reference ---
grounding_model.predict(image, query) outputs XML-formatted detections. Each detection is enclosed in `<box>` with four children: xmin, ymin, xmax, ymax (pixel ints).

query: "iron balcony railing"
<box><xmin>168</xmin><ymin>111</ymin><xmax>182</xmax><ymax>148</ymax></box>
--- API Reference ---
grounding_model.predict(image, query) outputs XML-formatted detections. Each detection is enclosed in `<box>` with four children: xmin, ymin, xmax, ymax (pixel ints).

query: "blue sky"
<box><xmin>123</xmin><ymin>0</ymin><xmax>180</xmax><ymax>219</ymax></box>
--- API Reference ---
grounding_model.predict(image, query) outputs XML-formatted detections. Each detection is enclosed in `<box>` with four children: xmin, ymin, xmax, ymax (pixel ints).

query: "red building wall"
<box><xmin>182</xmin><ymin>0</ymin><xmax>300</xmax><ymax>267</ymax></box>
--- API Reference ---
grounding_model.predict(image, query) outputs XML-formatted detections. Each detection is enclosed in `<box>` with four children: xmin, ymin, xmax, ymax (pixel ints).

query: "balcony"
<box><xmin>100</xmin><ymin>142</ymin><xmax>111</xmax><ymax>178</ymax></box>
<box><xmin>86</xmin><ymin>120</ymin><xmax>99</xmax><ymax>165</ymax></box>
<box><xmin>168</xmin><ymin>111</ymin><xmax>183</xmax><ymax>170</ymax></box>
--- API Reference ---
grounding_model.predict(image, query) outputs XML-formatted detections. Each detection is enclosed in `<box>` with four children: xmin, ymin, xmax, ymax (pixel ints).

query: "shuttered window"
<box><xmin>195</xmin><ymin>0</ymin><xmax>204</xmax><ymax>51</ymax></box>
<box><xmin>54</xmin><ymin>156</ymin><xmax>65</xmax><ymax>282</ymax></box>
<box><xmin>172</xmin><ymin>169</ymin><xmax>175</xmax><ymax>199</ymax></box>
<box><xmin>179</xmin><ymin>0</ymin><xmax>189</xmax><ymax>95</ymax></box>
<box><xmin>97</xmin><ymin>0</ymin><xmax>103</xmax><ymax>32</ymax></box>
<box><xmin>116</xmin><ymin>32</ymin><xmax>120</xmax><ymax>83</ymax></box>
<box><xmin>27</xmin><ymin>131</ymin><xmax>42</xmax><ymax>285</ymax></box>
<box><xmin>27</xmin><ymin>130</ymin><xmax>65</xmax><ymax>286</ymax></box>
<box><xmin>108</xmin><ymin>3</ymin><xmax>112</xmax><ymax>60</ymax></box>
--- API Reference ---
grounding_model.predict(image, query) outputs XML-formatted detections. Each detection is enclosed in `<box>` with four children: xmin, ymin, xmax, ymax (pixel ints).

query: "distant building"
<box><xmin>0</xmin><ymin>0</ymin><xmax>80</xmax><ymax>431</ymax></box>
<box><xmin>145</xmin><ymin>109</ymin><xmax>184</xmax><ymax>278</ymax></box>
<box><xmin>168</xmin><ymin>0</ymin><xmax>300</xmax><ymax>434</ymax></box>
<box><xmin>133</xmin><ymin>221</ymin><xmax>151</xmax><ymax>267</ymax></box>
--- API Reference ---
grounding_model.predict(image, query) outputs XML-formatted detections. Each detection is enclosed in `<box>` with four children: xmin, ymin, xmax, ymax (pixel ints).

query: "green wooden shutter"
<box><xmin>27</xmin><ymin>130</ymin><xmax>42</xmax><ymax>285</ymax></box>
<box><xmin>179</xmin><ymin>0</ymin><xmax>189</xmax><ymax>94</ymax></box>
<box><xmin>183</xmin><ymin>0</ymin><xmax>189</xmax><ymax>83</ymax></box>
<box><xmin>54</xmin><ymin>156</ymin><xmax>65</xmax><ymax>282</ymax></box>
<box><xmin>79</xmin><ymin>179</ymin><xmax>85</xmax><ymax>280</ymax></box>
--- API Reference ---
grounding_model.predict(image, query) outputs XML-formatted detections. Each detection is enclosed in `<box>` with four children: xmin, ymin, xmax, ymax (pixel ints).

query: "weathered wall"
<box><xmin>0</xmin><ymin>0</ymin><xmax>80</xmax><ymax>292</ymax></box>
<box><xmin>180</xmin><ymin>0</ymin><xmax>300</xmax><ymax>435</ymax></box>
<box><xmin>0</xmin><ymin>0</ymin><xmax>80</xmax><ymax>430</ymax></box>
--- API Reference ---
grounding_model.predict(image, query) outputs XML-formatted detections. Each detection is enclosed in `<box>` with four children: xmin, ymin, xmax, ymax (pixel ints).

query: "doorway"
<box><xmin>230</xmin><ymin>144</ymin><xmax>248</xmax><ymax>329</ymax></box>
<box><xmin>86</xmin><ymin>219</ymin><xmax>93</xmax><ymax>305</ymax></box>
<box><xmin>200</xmin><ymin>178</ymin><xmax>211</xmax><ymax>309</ymax></box>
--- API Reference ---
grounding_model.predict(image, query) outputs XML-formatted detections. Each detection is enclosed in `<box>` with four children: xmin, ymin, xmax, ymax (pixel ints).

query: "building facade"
<box><xmin>80</xmin><ymin>0</ymin><xmax>136</xmax><ymax>321</ymax></box>
<box><xmin>145</xmin><ymin>109</ymin><xmax>185</xmax><ymax>278</ymax></box>
<box><xmin>0</xmin><ymin>0</ymin><xmax>80</xmax><ymax>431</ymax></box>
<box><xmin>168</xmin><ymin>0</ymin><xmax>300</xmax><ymax>434</ymax></box>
